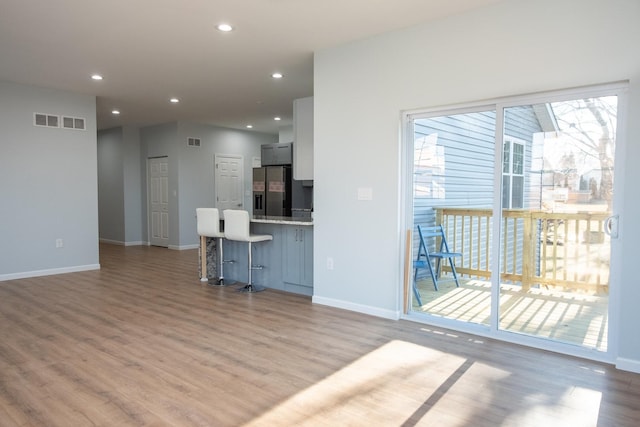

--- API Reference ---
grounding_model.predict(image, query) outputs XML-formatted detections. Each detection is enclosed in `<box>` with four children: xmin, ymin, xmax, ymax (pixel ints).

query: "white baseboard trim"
<box><xmin>169</xmin><ymin>244</ymin><xmax>199</xmax><ymax>251</ymax></box>
<box><xmin>312</xmin><ymin>295</ymin><xmax>400</xmax><ymax>320</ymax></box>
<box><xmin>100</xmin><ymin>238</ymin><xmax>124</xmax><ymax>245</ymax></box>
<box><xmin>0</xmin><ymin>264</ymin><xmax>101</xmax><ymax>282</ymax></box>
<box><xmin>616</xmin><ymin>357</ymin><xmax>640</xmax><ymax>373</ymax></box>
<box><xmin>99</xmin><ymin>239</ymin><xmax>147</xmax><ymax>246</ymax></box>
<box><xmin>100</xmin><ymin>241</ymin><xmax>195</xmax><ymax>250</ymax></box>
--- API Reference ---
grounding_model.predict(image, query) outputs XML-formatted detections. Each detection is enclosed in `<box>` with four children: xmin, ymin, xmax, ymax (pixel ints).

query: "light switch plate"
<box><xmin>357</xmin><ymin>187</ymin><xmax>373</xmax><ymax>201</ymax></box>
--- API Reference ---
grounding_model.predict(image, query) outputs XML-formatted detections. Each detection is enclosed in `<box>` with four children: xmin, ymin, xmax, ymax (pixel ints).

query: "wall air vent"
<box><xmin>34</xmin><ymin>113</ymin><xmax>85</xmax><ymax>130</ymax></box>
<box><xmin>62</xmin><ymin>116</ymin><xmax>86</xmax><ymax>130</ymax></box>
<box><xmin>34</xmin><ymin>113</ymin><xmax>60</xmax><ymax>128</ymax></box>
<box><xmin>187</xmin><ymin>137</ymin><xmax>201</xmax><ymax>147</ymax></box>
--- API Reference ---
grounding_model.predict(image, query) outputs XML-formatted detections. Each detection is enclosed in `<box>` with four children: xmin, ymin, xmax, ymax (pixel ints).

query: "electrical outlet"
<box><xmin>55</xmin><ymin>238</ymin><xmax>64</xmax><ymax>248</ymax></box>
<box><xmin>326</xmin><ymin>257</ymin><xmax>334</xmax><ymax>270</ymax></box>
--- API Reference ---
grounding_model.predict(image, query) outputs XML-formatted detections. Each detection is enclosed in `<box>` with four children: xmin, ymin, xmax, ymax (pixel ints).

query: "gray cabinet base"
<box><xmin>207</xmin><ymin>223</ymin><xmax>313</xmax><ymax>296</ymax></box>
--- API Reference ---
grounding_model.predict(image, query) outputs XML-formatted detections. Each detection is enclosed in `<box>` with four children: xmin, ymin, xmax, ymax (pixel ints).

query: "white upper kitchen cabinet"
<box><xmin>293</xmin><ymin>96</ymin><xmax>313</xmax><ymax>180</ymax></box>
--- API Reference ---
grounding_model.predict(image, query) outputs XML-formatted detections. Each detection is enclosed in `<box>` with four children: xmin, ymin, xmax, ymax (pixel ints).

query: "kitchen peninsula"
<box><xmin>202</xmin><ymin>215</ymin><xmax>313</xmax><ymax>296</ymax></box>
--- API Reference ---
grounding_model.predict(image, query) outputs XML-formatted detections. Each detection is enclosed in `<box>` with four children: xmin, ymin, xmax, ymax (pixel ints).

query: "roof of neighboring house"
<box><xmin>533</xmin><ymin>103</ymin><xmax>560</xmax><ymax>132</ymax></box>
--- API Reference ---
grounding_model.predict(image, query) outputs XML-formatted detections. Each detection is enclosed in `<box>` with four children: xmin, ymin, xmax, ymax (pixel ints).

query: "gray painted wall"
<box><xmin>176</xmin><ymin>122</ymin><xmax>276</xmax><ymax>247</ymax></box>
<box><xmin>97</xmin><ymin>126</ymin><xmax>143</xmax><ymax>245</ymax></box>
<box><xmin>138</xmin><ymin>121</ymin><xmax>275</xmax><ymax>249</ymax></box>
<box><xmin>313</xmin><ymin>0</ymin><xmax>640</xmax><ymax>368</ymax></box>
<box><xmin>123</xmin><ymin>127</ymin><xmax>143</xmax><ymax>244</ymax></box>
<box><xmin>279</xmin><ymin>125</ymin><xmax>293</xmax><ymax>143</ymax></box>
<box><xmin>97</xmin><ymin>127</ymin><xmax>125</xmax><ymax>242</ymax></box>
<box><xmin>0</xmin><ymin>81</ymin><xmax>99</xmax><ymax>278</ymax></box>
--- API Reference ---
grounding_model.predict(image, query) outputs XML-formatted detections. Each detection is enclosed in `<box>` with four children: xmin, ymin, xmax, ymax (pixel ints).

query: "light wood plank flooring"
<box><xmin>0</xmin><ymin>244</ymin><xmax>639</xmax><ymax>426</ymax></box>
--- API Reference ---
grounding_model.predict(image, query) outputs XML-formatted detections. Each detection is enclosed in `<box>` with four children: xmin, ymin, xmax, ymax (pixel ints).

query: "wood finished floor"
<box><xmin>0</xmin><ymin>244</ymin><xmax>639</xmax><ymax>426</ymax></box>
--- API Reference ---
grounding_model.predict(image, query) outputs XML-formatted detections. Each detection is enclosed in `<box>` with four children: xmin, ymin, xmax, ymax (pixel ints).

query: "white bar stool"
<box><xmin>223</xmin><ymin>209</ymin><xmax>273</xmax><ymax>293</ymax></box>
<box><xmin>196</xmin><ymin>208</ymin><xmax>234</xmax><ymax>286</ymax></box>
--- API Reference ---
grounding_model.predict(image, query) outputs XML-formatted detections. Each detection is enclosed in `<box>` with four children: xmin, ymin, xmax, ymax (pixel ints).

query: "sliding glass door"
<box><xmin>406</xmin><ymin>85</ymin><xmax>624</xmax><ymax>356</ymax></box>
<box><xmin>498</xmin><ymin>96</ymin><xmax>618</xmax><ymax>351</ymax></box>
<box><xmin>410</xmin><ymin>107</ymin><xmax>496</xmax><ymax>327</ymax></box>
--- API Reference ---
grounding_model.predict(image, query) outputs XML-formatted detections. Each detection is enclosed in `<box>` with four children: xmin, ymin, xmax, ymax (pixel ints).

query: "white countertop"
<box><xmin>250</xmin><ymin>215</ymin><xmax>313</xmax><ymax>226</ymax></box>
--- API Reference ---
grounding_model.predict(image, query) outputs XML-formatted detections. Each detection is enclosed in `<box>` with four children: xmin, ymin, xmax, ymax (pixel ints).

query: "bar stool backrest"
<box><xmin>196</xmin><ymin>208</ymin><xmax>223</xmax><ymax>238</ymax></box>
<box><xmin>223</xmin><ymin>209</ymin><xmax>251</xmax><ymax>242</ymax></box>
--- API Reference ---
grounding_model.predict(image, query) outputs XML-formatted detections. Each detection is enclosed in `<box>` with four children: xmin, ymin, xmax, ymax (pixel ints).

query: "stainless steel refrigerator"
<box><xmin>253</xmin><ymin>166</ymin><xmax>292</xmax><ymax>216</ymax></box>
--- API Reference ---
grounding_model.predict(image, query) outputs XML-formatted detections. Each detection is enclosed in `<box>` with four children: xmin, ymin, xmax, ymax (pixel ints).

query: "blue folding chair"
<box><xmin>413</xmin><ymin>225</ymin><xmax>462</xmax><ymax>300</ymax></box>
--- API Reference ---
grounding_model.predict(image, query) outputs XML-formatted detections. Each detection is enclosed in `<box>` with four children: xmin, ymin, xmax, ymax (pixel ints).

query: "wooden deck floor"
<box><xmin>413</xmin><ymin>277</ymin><xmax>608</xmax><ymax>351</ymax></box>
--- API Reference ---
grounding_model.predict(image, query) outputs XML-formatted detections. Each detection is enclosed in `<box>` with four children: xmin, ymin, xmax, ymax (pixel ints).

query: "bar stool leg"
<box><xmin>209</xmin><ymin>238</ymin><xmax>235</xmax><ymax>286</ymax></box>
<box><xmin>238</xmin><ymin>242</ymin><xmax>265</xmax><ymax>293</ymax></box>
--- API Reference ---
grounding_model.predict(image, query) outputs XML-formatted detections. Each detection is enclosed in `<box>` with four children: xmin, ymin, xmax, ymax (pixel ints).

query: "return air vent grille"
<box><xmin>187</xmin><ymin>137</ymin><xmax>201</xmax><ymax>147</ymax></box>
<box><xmin>34</xmin><ymin>113</ymin><xmax>86</xmax><ymax>130</ymax></box>
<box><xmin>62</xmin><ymin>116</ymin><xmax>86</xmax><ymax>130</ymax></box>
<box><xmin>34</xmin><ymin>113</ymin><xmax>59</xmax><ymax>128</ymax></box>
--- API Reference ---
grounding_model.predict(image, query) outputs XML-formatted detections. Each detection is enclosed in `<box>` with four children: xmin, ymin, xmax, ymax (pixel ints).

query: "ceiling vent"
<box><xmin>187</xmin><ymin>137</ymin><xmax>201</xmax><ymax>147</ymax></box>
<box><xmin>34</xmin><ymin>113</ymin><xmax>59</xmax><ymax>128</ymax></box>
<box><xmin>62</xmin><ymin>116</ymin><xmax>86</xmax><ymax>130</ymax></box>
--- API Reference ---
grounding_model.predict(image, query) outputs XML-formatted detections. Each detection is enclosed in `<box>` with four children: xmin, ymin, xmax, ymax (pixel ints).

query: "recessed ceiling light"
<box><xmin>91</xmin><ymin>74</ymin><xmax>103</xmax><ymax>80</ymax></box>
<box><xmin>274</xmin><ymin>117</ymin><xmax>281</xmax><ymax>121</ymax></box>
<box><xmin>169</xmin><ymin>98</ymin><xmax>180</xmax><ymax>103</ymax></box>
<box><xmin>112</xmin><ymin>110</ymin><xmax>120</xmax><ymax>115</ymax></box>
<box><xmin>271</xmin><ymin>72</ymin><xmax>283</xmax><ymax>79</ymax></box>
<box><xmin>246</xmin><ymin>125</ymin><xmax>253</xmax><ymax>129</ymax></box>
<box><xmin>217</xmin><ymin>23</ymin><xmax>233</xmax><ymax>32</ymax></box>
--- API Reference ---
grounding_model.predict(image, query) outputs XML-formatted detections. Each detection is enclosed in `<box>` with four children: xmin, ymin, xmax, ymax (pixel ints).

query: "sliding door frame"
<box><xmin>400</xmin><ymin>82</ymin><xmax>628</xmax><ymax>363</ymax></box>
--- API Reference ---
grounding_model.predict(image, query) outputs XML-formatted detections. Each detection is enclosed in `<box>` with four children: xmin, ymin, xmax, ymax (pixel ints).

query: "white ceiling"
<box><xmin>0</xmin><ymin>0</ymin><xmax>502</xmax><ymax>134</ymax></box>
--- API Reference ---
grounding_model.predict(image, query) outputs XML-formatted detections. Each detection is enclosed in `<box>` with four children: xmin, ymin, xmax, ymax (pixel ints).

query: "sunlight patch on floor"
<box><xmin>243</xmin><ymin>340</ymin><xmax>502</xmax><ymax>426</ymax></box>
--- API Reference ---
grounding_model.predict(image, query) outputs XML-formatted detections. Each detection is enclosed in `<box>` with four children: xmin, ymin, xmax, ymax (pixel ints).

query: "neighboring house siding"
<box><xmin>412</xmin><ymin>111</ymin><xmax>496</xmax><ymax>281</ymax></box>
<box><xmin>414</xmin><ymin>111</ymin><xmax>496</xmax><ymax>210</ymax></box>
<box><xmin>412</xmin><ymin>106</ymin><xmax>544</xmax><ymax>282</ymax></box>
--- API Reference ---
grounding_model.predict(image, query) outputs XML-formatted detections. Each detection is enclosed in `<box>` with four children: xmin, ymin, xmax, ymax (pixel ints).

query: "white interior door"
<box><xmin>215</xmin><ymin>154</ymin><xmax>244</xmax><ymax>215</ymax></box>
<box><xmin>148</xmin><ymin>157</ymin><xmax>169</xmax><ymax>247</ymax></box>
